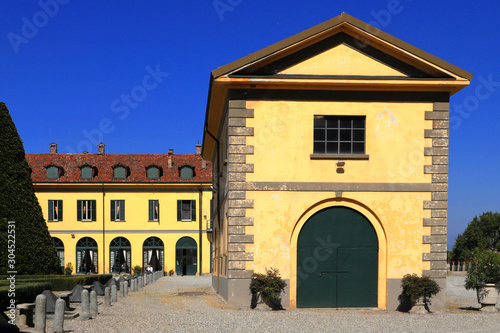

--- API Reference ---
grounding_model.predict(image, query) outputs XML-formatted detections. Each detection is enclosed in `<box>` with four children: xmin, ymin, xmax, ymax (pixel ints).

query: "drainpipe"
<box><xmin>102</xmin><ymin>183</ymin><xmax>105</xmax><ymax>274</ymax></box>
<box><xmin>205</xmin><ymin>126</ymin><xmax>220</xmax><ymax>293</ymax></box>
<box><xmin>199</xmin><ymin>185</ymin><xmax>203</xmax><ymax>276</ymax></box>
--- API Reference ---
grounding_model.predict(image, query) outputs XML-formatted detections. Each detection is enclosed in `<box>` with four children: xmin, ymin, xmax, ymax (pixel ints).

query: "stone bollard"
<box><xmin>134</xmin><ymin>279</ymin><xmax>138</xmax><ymax>291</ymax></box>
<box><xmin>124</xmin><ymin>281</ymin><xmax>128</xmax><ymax>297</ymax></box>
<box><xmin>52</xmin><ymin>298</ymin><xmax>65</xmax><ymax>333</ymax></box>
<box><xmin>34</xmin><ymin>294</ymin><xmax>47</xmax><ymax>333</ymax></box>
<box><xmin>131</xmin><ymin>279</ymin><xmax>135</xmax><ymax>292</ymax></box>
<box><xmin>105</xmin><ymin>287</ymin><xmax>111</xmax><ymax>306</ymax></box>
<box><xmin>80</xmin><ymin>289</ymin><xmax>91</xmax><ymax>320</ymax></box>
<box><xmin>120</xmin><ymin>282</ymin><xmax>125</xmax><ymax>298</ymax></box>
<box><xmin>111</xmin><ymin>284</ymin><xmax>117</xmax><ymax>303</ymax></box>
<box><xmin>90</xmin><ymin>290</ymin><xmax>98</xmax><ymax>317</ymax></box>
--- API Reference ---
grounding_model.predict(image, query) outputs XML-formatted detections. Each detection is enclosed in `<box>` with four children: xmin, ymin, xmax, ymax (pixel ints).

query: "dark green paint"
<box><xmin>297</xmin><ymin>206</ymin><xmax>378</xmax><ymax>308</ymax></box>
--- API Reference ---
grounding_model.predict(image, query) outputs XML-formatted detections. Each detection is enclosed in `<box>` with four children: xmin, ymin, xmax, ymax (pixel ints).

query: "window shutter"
<box><xmin>120</xmin><ymin>200</ymin><xmax>125</xmax><ymax>220</ymax></box>
<box><xmin>111</xmin><ymin>200</ymin><xmax>115</xmax><ymax>221</ymax></box>
<box><xmin>48</xmin><ymin>201</ymin><xmax>54</xmax><ymax>221</ymax></box>
<box><xmin>91</xmin><ymin>200</ymin><xmax>96</xmax><ymax>221</ymax></box>
<box><xmin>77</xmin><ymin>200</ymin><xmax>82</xmax><ymax>221</ymax></box>
<box><xmin>191</xmin><ymin>200</ymin><xmax>196</xmax><ymax>221</ymax></box>
<box><xmin>149</xmin><ymin>200</ymin><xmax>154</xmax><ymax>221</ymax></box>
<box><xmin>58</xmin><ymin>200</ymin><xmax>63</xmax><ymax>221</ymax></box>
<box><xmin>156</xmin><ymin>201</ymin><xmax>159</xmax><ymax>220</ymax></box>
<box><xmin>177</xmin><ymin>200</ymin><xmax>181</xmax><ymax>221</ymax></box>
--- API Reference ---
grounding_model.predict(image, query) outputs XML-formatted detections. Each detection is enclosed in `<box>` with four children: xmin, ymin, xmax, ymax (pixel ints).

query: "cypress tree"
<box><xmin>0</xmin><ymin>102</ymin><xmax>61</xmax><ymax>274</ymax></box>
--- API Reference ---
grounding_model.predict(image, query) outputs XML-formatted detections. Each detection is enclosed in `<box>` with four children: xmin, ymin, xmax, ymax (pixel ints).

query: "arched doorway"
<box><xmin>76</xmin><ymin>237</ymin><xmax>98</xmax><ymax>274</ymax></box>
<box><xmin>297</xmin><ymin>206</ymin><xmax>378</xmax><ymax>308</ymax></box>
<box><xmin>143</xmin><ymin>237</ymin><xmax>164</xmax><ymax>272</ymax></box>
<box><xmin>52</xmin><ymin>237</ymin><xmax>64</xmax><ymax>271</ymax></box>
<box><xmin>110</xmin><ymin>237</ymin><xmax>131</xmax><ymax>273</ymax></box>
<box><xmin>175</xmin><ymin>237</ymin><xmax>197</xmax><ymax>276</ymax></box>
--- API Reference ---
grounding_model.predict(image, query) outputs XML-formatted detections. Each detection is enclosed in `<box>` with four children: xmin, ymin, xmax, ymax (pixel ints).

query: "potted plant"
<box><xmin>401</xmin><ymin>274</ymin><xmax>441</xmax><ymax>313</ymax></box>
<box><xmin>465</xmin><ymin>249</ymin><xmax>500</xmax><ymax>312</ymax></box>
<box><xmin>249</xmin><ymin>267</ymin><xmax>287</xmax><ymax>310</ymax></box>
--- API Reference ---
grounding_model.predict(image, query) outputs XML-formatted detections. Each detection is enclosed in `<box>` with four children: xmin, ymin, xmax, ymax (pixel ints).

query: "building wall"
<box><xmin>212</xmin><ymin>97</ymin><xmax>449</xmax><ymax>310</ymax></box>
<box><xmin>36</xmin><ymin>187</ymin><xmax>213</xmax><ymax>275</ymax></box>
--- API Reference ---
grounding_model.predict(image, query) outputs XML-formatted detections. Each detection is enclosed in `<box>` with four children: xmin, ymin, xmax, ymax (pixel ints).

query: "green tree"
<box><xmin>0</xmin><ymin>102</ymin><xmax>61</xmax><ymax>274</ymax></box>
<box><xmin>451</xmin><ymin>212</ymin><xmax>500</xmax><ymax>261</ymax></box>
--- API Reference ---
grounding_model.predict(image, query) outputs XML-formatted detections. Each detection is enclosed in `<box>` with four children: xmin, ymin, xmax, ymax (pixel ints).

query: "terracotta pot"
<box><xmin>477</xmin><ymin>284</ymin><xmax>500</xmax><ymax>312</ymax></box>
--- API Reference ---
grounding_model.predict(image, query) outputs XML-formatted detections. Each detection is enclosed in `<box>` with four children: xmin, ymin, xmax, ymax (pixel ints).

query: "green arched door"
<box><xmin>297</xmin><ymin>206</ymin><xmax>378</xmax><ymax>308</ymax></box>
<box><xmin>176</xmin><ymin>237</ymin><xmax>197</xmax><ymax>276</ymax></box>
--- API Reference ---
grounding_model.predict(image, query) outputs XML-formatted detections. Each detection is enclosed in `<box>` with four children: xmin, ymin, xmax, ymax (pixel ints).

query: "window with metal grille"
<box><xmin>313</xmin><ymin>116</ymin><xmax>365</xmax><ymax>155</ymax></box>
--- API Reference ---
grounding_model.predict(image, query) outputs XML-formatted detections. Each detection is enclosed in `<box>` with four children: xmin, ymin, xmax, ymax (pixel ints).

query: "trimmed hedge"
<box><xmin>0</xmin><ymin>282</ymin><xmax>52</xmax><ymax>312</ymax></box>
<box><xmin>0</xmin><ymin>274</ymin><xmax>112</xmax><ymax>291</ymax></box>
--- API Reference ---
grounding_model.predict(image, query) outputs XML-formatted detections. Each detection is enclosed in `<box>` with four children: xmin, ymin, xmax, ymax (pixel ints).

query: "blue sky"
<box><xmin>1</xmin><ymin>1</ymin><xmax>499</xmax><ymax>249</ymax></box>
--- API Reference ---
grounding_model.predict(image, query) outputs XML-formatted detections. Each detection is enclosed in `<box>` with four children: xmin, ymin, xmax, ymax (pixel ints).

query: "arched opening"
<box><xmin>110</xmin><ymin>237</ymin><xmax>131</xmax><ymax>273</ymax></box>
<box><xmin>297</xmin><ymin>206</ymin><xmax>378</xmax><ymax>308</ymax></box>
<box><xmin>52</xmin><ymin>237</ymin><xmax>64</xmax><ymax>271</ymax></box>
<box><xmin>143</xmin><ymin>237</ymin><xmax>164</xmax><ymax>272</ymax></box>
<box><xmin>175</xmin><ymin>237</ymin><xmax>197</xmax><ymax>276</ymax></box>
<box><xmin>76</xmin><ymin>237</ymin><xmax>98</xmax><ymax>274</ymax></box>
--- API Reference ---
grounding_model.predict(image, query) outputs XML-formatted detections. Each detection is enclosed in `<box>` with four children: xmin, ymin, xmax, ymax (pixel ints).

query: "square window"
<box><xmin>313</xmin><ymin>116</ymin><xmax>365</xmax><ymax>155</ymax></box>
<box><xmin>177</xmin><ymin>200</ymin><xmax>196</xmax><ymax>221</ymax></box>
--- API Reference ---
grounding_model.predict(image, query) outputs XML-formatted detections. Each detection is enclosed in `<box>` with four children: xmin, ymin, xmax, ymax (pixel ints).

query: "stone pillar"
<box><xmin>90</xmin><ymin>290</ymin><xmax>98</xmax><ymax>316</ymax></box>
<box><xmin>111</xmin><ymin>284</ymin><xmax>117</xmax><ymax>303</ymax></box>
<box><xmin>52</xmin><ymin>298</ymin><xmax>65</xmax><ymax>333</ymax></box>
<box><xmin>80</xmin><ymin>289</ymin><xmax>91</xmax><ymax>320</ymax></box>
<box><xmin>34</xmin><ymin>294</ymin><xmax>46</xmax><ymax>333</ymax></box>
<box><xmin>124</xmin><ymin>282</ymin><xmax>128</xmax><ymax>297</ymax></box>
<box><xmin>120</xmin><ymin>282</ymin><xmax>125</xmax><ymax>298</ymax></box>
<box><xmin>105</xmin><ymin>287</ymin><xmax>111</xmax><ymax>306</ymax></box>
<box><xmin>422</xmin><ymin>101</ymin><xmax>450</xmax><ymax>312</ymax></box>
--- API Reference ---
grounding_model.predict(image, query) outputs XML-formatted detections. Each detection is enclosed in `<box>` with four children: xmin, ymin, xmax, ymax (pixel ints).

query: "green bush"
<box><xmin>133</xmin><ymin>265</ymin><xmax>142</xmax><ymax>275</ymax></box>
<box><xmin>0</xmin><ymin>282</ymin><xmax>52</xmax><ymax>312</ymax></box>
<box><xmin>249</xmin><ymin>268</ymin><xmax>287</xmax><ymax>310</ymax></box>
<box><xmin>401</xmin><ymin>274</ymin><xmax>441</xmax><ymax>300</ymax></box>
<box><xmin>0</xmin><ymin>274</ymin><xmax>112</xmax><ymax>291</ymax></box>
<box><xmin>465</xmin><ymin>249</ymin><xmax>500</xmax><ymax>290</ymax></box>
<box><xmin>0</xmin><ymin>103</ymin><xmax>61</xmax><ymax>275</ymax></box>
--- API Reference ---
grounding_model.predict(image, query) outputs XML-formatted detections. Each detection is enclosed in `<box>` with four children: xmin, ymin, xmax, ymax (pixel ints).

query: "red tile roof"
<box><xmin>26</xmin><ymin>153</ymin><xmax>212</xmax><ymax>183</ymax></box>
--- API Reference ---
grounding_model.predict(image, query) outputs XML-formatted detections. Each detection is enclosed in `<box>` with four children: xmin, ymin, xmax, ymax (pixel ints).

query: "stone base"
<box><xmin>212</xmin><ymin>275</ymin><xmax>290</xmax><ymax>308</ymax></box>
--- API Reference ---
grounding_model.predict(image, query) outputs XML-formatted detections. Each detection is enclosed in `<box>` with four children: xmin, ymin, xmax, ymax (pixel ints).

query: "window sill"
<box><xmin>181</xmin><ymin>220</ymin><xmax>194</xmax><ymax>222</ymax></box>
<box><xmin>113</xmin><ymin>220</ymin><xmax>126</xmax><ymax>222</ymax></box>
<box><xmin>148</xmin><ymin>220</ymin><xmax>159</xmax><ymax>222</ymax></box>
<box><xmin>310</xmin><ymin>154</ymin><xmax>369</xmax><ymax>160</ymax></box>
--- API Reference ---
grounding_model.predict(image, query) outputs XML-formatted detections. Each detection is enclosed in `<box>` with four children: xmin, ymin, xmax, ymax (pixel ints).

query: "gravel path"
<box><xmin>22</xmin><ymin>276</ymin><xmax>500</xmax><ymax>333</ymax></box>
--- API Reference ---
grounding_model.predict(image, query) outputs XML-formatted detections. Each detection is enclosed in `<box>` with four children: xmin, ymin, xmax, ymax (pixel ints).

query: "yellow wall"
<box><xmin>240</xmin><ymin>99</ymin><xmax>432</xmax><ymax>308</ymax></box>
<box><xmin>37</xmin><ymin>186</ymin><xmax>212</xmax><ymax>275</ymax></box>
<box><xmin>246</xmin><ymin>100</ymin><xmax>432</xmax><ymax>183</ymax></box>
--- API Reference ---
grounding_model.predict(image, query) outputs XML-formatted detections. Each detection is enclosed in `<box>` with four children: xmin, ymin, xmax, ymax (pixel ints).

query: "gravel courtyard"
<box><xmin>23</xmin><ymin>276</ymin><xmax>500</xmax><ymax>333</ymax></box>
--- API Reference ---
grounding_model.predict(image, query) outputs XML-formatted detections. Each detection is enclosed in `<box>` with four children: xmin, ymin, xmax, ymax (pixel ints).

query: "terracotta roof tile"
<box><xmin>26</xmin><ymin>153</ymin><xmax>212</xmax><ymax>183</ymax></box>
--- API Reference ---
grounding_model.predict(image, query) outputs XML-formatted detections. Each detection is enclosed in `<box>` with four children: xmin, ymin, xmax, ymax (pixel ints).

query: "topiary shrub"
<box><xmin>0</xmin><ymin>102</ymin><xmax>61</xmax><ymax>275</ymax></box>
<box><xmin>133</xmin><ymin>265</ymin><xmax>142</xmax><ymax>275</ymax></box>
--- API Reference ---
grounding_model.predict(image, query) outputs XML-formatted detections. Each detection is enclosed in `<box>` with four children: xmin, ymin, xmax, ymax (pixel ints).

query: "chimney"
<box><xmin>50</xmin><ymin>142</ymin><xmax>57</xmax><ymax>154</ymax></box>
<box><xmin>168</xmin><ymin>149</ymin><xmax>173</xmax><ymax>168</ymax></box>
<box><xmin>98</xmin><ymin>142</ymin><xmax>105</xmax><ymax>155</ymax></box>
<box><xmin>195</xmin><ymin>144</ymin><xmax>202</xmax><ymax>155</ymax></box>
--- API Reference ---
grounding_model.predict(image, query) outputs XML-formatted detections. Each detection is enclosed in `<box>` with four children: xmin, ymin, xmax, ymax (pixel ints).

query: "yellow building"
<box><xmin>26</xmin><ymin>143</ymin><xmax>213</xmax><ymax>276</ymax></box>
<box><xmin>202</xmin><ymin>13</ymin><xmax>472</xmax><ymax>310</ymax></box>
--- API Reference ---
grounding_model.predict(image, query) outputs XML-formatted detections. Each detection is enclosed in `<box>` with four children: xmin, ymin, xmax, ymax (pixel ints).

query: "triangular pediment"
<box><xmin>231</xmin><ymin>32</ymin><xmax>437</xmax><ymax>78</ymax></box>
<box><xmin>278</xmin><ymin>43</ymin><xmax>407</xmax><ymax>77</ymax></box>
